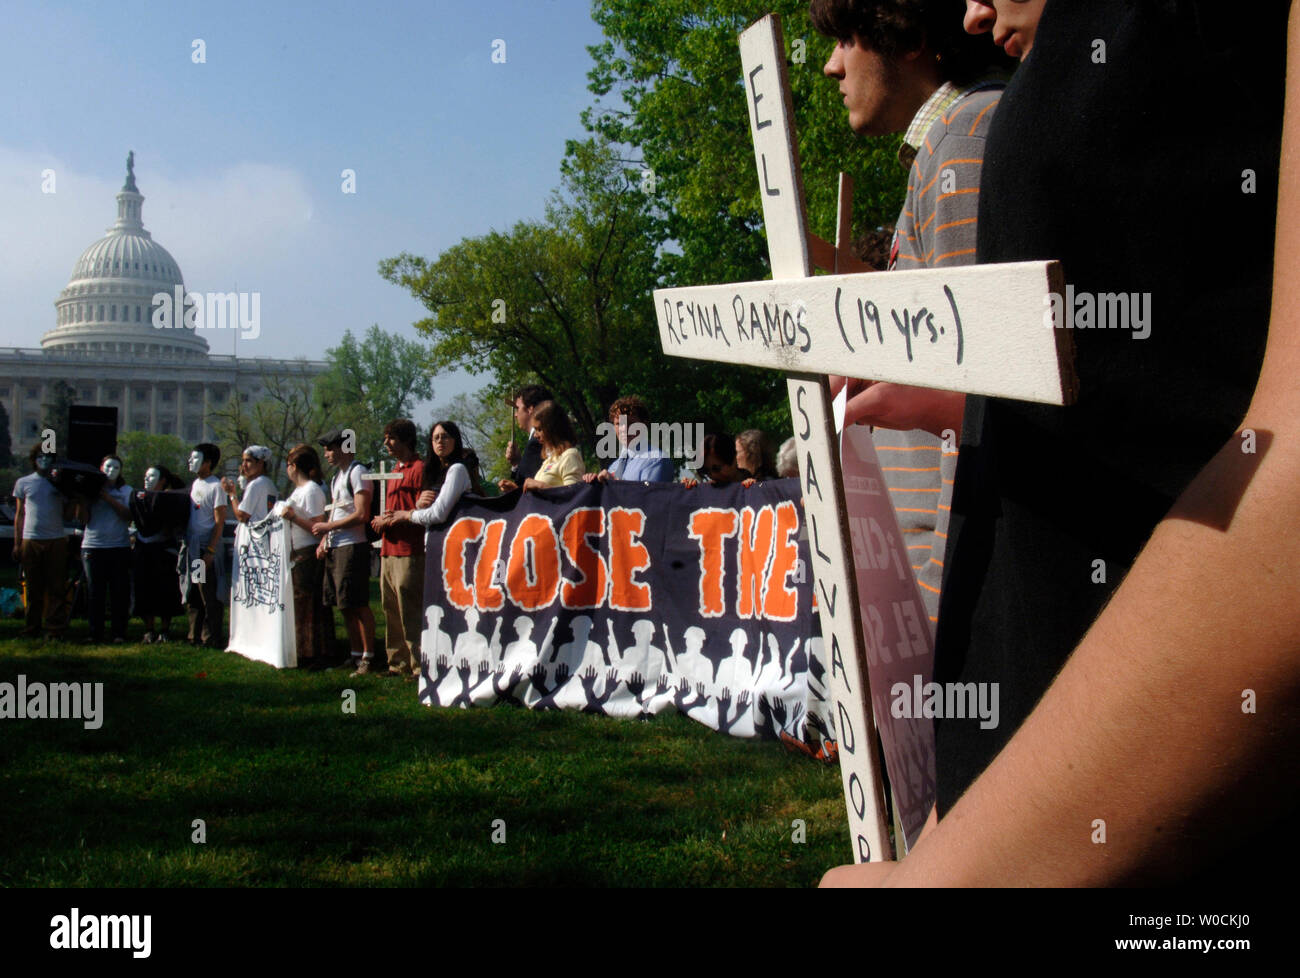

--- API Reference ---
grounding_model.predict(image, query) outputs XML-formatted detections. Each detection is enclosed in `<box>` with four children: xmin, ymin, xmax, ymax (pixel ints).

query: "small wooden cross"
<box><xmin>654</xmin><ymin>14</ymin><xmax>1075</xmax><ymax>864</ymax></box>
<box><xmin>361</xmin><ymin>460</ymin><xmax>404</xmax><ymax>516</ymax></box>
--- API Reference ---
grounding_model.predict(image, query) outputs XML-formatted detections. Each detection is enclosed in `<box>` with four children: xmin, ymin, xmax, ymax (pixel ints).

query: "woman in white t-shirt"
<box><xmin>80</xmin><ymin>454</ymin><xmax>134</xmax><ymax>643</ymax></box>
<box><xmin>222</xmin><ymin>445</ymin><xmax>278</xmax><ymax>522</ymax></box>
<box><xmin>278</xmin><ymin>443</ymin><xmax>329</xmax><ymax>667</ymax></box>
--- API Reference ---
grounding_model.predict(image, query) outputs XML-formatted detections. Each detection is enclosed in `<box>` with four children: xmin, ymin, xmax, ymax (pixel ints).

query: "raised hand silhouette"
<box><xmin>534</xmin><ymin>661</ymin><xmax>571</xmax><ymax>711</ymax></box>
<box><xmin>772</xmin><ymin>696</ymin><xmax>788</xmax><ymax>729</ymax></box>
<box><xmin>492</xmin><ymin>664</ymin><xmax>525</xmax><ymax>706</ymax></box>
<box><xmin>715</xmin><ymin>686</ymin><xmax>733</xmax><ymax>731</ymax></box>
<box><xmin>754</xmin><ymin>693</ymin><xmax>777</xmax><ymax>739</ymax></box>
<box><xmin>605</xmin><ymin>668</ymin><xmax>620</xmax><ymax>691</ymax></box>
<box><xmin>717</xmin><ymin>686</ymin><xmax>753</xmax><ymax>736</ymax></box>
<box><xmin>626</xmin><ymin>671</ymin><xmax>646</xmax><ymax>702</ymax></box>
<box><xmin>806</xmin><ymin>710</ymin><xmax>831</xmax><ymax>742</ymax></box>
<box><xmin>529</xmin><ymin>663</ymin><xmax>550</xmax><ymax>696</ymax></box>
<box><xmin>656</xmin><ymin>674</ymin><xmax>671</xmax><ymax>695</ymax></box>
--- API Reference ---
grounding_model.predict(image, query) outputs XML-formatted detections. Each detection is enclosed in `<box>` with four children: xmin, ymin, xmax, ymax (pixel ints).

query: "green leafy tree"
<box><xmin>207</xmin><ymin>366</ymin><xmax>329</xmax><ymax>491</ymax></box>
<box><xmin>115</xmin><ymin>431</ymin><xmax>190</xmax><ymax>490</ymax></box>
<box><xmin>584</xmin><ymin>0</ymin><xmax>905</xmax><ymax>289</ymax></box>
<box><xmin>383</xmin><ymin>138</ymin><xmax>788</xmax><ymax>452</ymax></box>
<box><xmin>41</xmin><ymin>380</ymin><xmax>77</xmax><ymax>455</ymax></box>
<box><xmin>314</xmin><ymin>324</ymin><xmax>435</xmax><ymax>466</ymax></box>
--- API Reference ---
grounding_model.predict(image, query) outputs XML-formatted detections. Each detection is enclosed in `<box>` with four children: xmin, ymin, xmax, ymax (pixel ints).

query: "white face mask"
<box><xmin>188</xmin><ymin>451</ymin><xmax>204</xmax><ymax>474</ymax></box>
<box><xmin>143</xmin><ymin>468</ymin><xmax>161</xmax><ymax>491</ymax></box>
<box><xmin>101</xmin><ymin>459</ymin><xmax>121</xmax><ymax>481</ymax></box>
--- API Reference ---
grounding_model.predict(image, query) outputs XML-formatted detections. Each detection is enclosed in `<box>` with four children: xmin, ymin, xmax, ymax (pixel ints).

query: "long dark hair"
<box><xmin>151</xmin><ymin>464</ymin><xmax>185</xmax><ymax>491</ymax></box>
<box><xmin>423</xmin><ymin>420</ymin><xmax>468</xmax><ymax>491</ymax></box>
<box><xmin>532</xmin><ymin>401</ymin><xmax>577</xmax><ymax>454</ymax></box>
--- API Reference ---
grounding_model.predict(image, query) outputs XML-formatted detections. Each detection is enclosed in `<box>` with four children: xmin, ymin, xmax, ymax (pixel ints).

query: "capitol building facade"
<box><xmin>1</xmin><ymin>155</ymin><xmax>326</xmax><ymax>453</ymax></box>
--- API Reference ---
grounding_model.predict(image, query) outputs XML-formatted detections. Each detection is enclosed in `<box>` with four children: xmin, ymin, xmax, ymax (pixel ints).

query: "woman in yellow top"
<box><xmin>522</xmin><ymin>401</ymin><xmax>586</xmax><ymax>489</ymax></box>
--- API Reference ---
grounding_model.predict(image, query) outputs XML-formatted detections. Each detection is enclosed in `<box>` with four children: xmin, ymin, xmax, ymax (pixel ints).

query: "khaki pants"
<box><xmin>381</xmin><ymin>553</ymin><xmax>425</xmax><ymax>672</ymax></box>
<box><xmin>20</xmin><ymin>537</ymin><xmax>69</xmax><ymax>637</ymax></box>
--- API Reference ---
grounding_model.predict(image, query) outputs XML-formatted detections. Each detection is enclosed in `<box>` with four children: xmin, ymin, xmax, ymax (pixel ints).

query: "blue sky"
<box><xmin>2</xmin><ymin>0</ymin><xmax>609</xmax><ymax>413</ymax></box>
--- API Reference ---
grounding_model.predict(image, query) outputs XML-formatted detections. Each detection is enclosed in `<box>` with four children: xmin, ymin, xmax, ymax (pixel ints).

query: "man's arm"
<box><xmin>206</xmin><ymin>504</ymin><xmax>226</xmax><ymax>561</ymax></box>
<box><xmin>12</xmin><ymin>496</ymin><xmax>24</xmax><ymax>560</ymax></box>
<box><xmin>825</xmin><ymin>11</ymin><xmax>1300</xmax><ymax>886</ymax></box>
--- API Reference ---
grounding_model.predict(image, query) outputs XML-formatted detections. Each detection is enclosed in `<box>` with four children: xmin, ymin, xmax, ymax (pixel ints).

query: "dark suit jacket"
<box><xmin>512</xmin><ymin>435</ymin><xmax>543</xmax><ymax>484</ymax></box>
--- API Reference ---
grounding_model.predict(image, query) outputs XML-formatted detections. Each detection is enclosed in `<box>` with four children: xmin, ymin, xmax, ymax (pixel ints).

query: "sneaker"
<box><xmin>350</xmin><ymin>658</ymin><xmax>375</xmax><ymax>677</ymax></box>
<box><xmin>154</xmin><ymin>633</ymin><xmax>169</xmax><ymax>645</ymax></box>
<box><xmin>329</xmin><ymin>656</ymin><xmax>358</xmax><ymax>671</ymax></box>
<box><xmin>142</xmin><ymin>631</ymin><xmax>157</xmax><ymax>644</ymax></box>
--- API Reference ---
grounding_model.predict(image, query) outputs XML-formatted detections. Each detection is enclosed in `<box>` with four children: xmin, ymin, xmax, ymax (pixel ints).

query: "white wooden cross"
<box><xmin>653</xmin><ymin>14</ymin><xmax>1075</xmax><ymax>864</ymax></box>
<box><xmin>362</xmin><ymin>460</ymin><xmax>403</xmax><ymax>514</ymax></box>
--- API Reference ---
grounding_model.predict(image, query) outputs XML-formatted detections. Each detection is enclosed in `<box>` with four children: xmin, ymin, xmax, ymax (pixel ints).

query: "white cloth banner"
<box><xmin>227</xmin><ymin>514</ymin><xmax>296</xmax><ymax>669</ymax></box>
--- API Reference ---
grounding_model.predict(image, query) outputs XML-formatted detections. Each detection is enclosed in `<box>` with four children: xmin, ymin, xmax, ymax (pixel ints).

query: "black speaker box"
<box><xmin>68</xmin><ymin>405</ymin><xmax>118</xmax><ymax>466</ymax></box>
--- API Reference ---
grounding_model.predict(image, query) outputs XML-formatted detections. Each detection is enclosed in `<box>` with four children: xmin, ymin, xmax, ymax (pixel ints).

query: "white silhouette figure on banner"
<box><xmin>502</xmin><ymin>615</ymin><xmax>557</xmax><ymax>674</ymax></box>
<box><xmin>664</xmin><ymin>624</ymin><xmax>710</xmax><ymax>689</ymax></box>
<box><xmin>721</xmin><ymin>627</ymin><xmax>753</xmax><ymax>690</ymax></box>
<box><xmin>555</xmin><ymin>615</ymin><xmax>604</xmax><ymax>674</ymax></box>
<box><xmin>454</xmin><ymin>606</ymin><xmax>502</xmax><ymax>668</ymax></box>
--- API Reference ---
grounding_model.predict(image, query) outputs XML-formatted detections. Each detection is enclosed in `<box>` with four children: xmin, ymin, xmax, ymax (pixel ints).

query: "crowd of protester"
<box><xmin>8</xmin><ymin>384</ymin><xmax>790</xmax><ymax>677</ymax></box>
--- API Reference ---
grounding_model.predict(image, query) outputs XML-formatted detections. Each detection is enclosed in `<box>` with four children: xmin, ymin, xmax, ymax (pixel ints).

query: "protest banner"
<box><xmin>418</xmin><ymin>479</ymin><xmax>833</xmax><ymax>747</ymax></box>
<box><xmin>227</xmin><ymin>513</ymin><xmax>296</xmax><ymax>669</ymax></box>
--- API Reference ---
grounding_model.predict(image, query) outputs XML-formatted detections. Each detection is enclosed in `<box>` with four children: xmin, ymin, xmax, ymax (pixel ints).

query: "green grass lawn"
<box><xmin>0</xmin><ymin>601</ymin><xmax>850</xmax><ymax>887</ymax></box>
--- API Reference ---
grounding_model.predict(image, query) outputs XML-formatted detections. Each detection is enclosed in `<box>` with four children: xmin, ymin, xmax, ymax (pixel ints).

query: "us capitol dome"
<box><xmin>1</xmin><ymin>152</ymin><xmax>326</xmax><ymax>451</ymax></box>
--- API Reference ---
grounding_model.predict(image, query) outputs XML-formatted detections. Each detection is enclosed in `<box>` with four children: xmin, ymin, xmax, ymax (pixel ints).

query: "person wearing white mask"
<box><xmin>222</xmin><ymin>445</ymin><xmax>277</xmax><ymax>522</ymax></box>
<box><xmin>78</xmin><ymin>455</ymin><xmax>133</xmax><ymax>644</ymax></box>
<box><xmin>185</xmin><ymin>443</ymin><xmax>227</xmax><ymax>647</ymax></box>
<box><xmin>133</xmin><ymin>465</ymin><xmax>186</xmax><ymax>644</ymax></box>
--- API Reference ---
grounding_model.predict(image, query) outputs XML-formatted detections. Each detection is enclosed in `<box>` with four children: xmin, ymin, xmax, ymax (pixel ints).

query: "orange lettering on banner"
<box><xmin>506</xmin><ymin>513</ymin><xmax>561</xmax><ymax>611</ymax></box>
<box><xmin>560</xmin><ymin>507</ymin><xmax>608</xmax><ymax>609</ymax></box>
<box><xmin>473</xmin><ymin>518</ymin><xmax>508</xmax><ymax>612</ymax></box>
<box><xmin>442</xmin><ymin>517</ymin><xmax>485</xmax><ymax>611</ymax></box>
<box><xmin>608</xmin><ymin>507</ymin><xmax>652</xmax><ymax>611</ymax></box>
<box><xmin>688</xmin><ymin>508</ymin><xmax>738</xmax><ymax>617</ymax></box>
<box><xmin>738</xmin><ymin>506</ymin><xmax>776</xmax><ymax>618</ymax></box>
<box><xmin>764</xmin><ymin>500</ymin><xmax>800</xmax><ymax>621</ymax></box>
